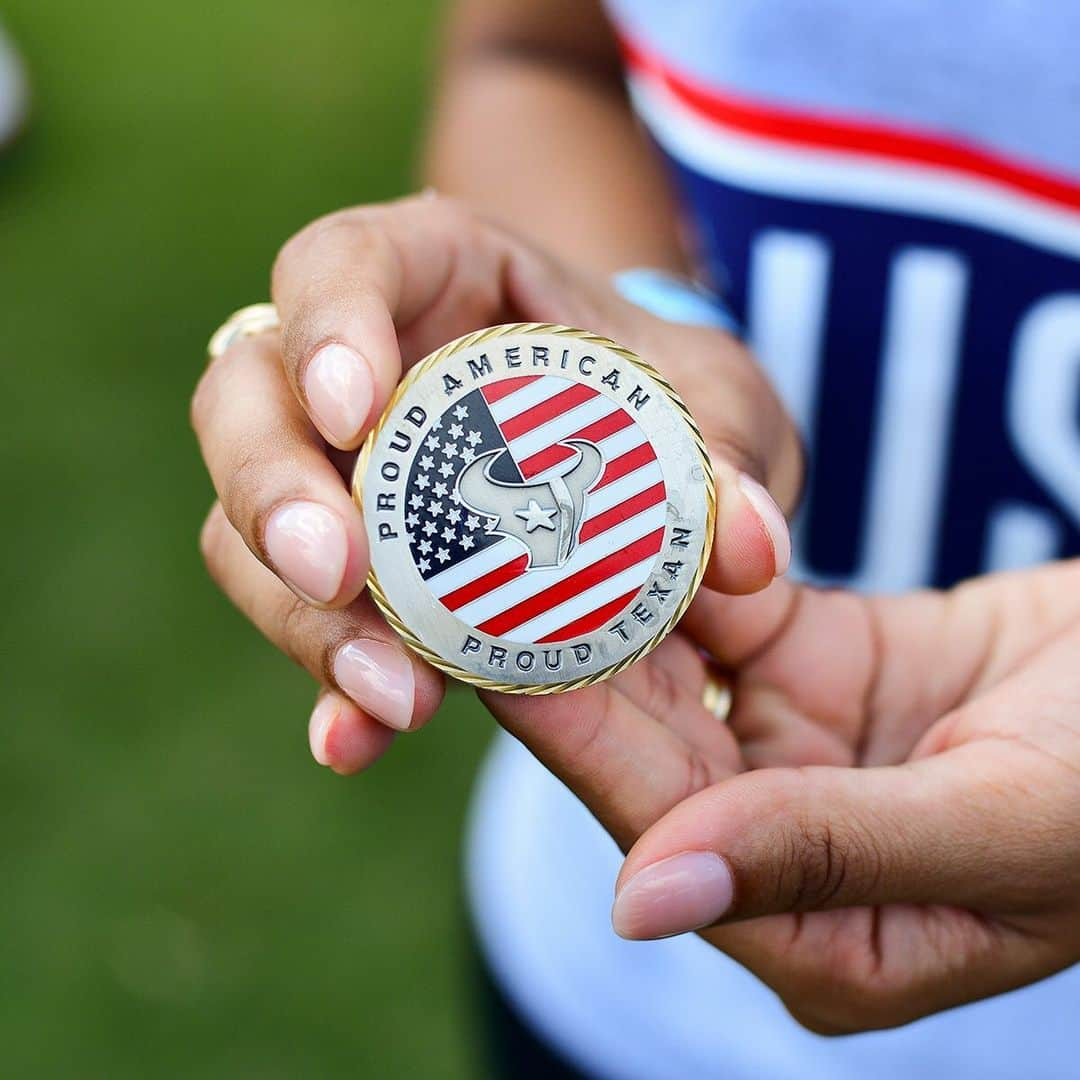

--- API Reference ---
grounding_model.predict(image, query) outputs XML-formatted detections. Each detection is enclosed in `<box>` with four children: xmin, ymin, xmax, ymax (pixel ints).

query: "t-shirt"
<box><xmin>467</xmin><ymin>3</ymin><xmax>1080</xmax><ymax>1076</ymax></box>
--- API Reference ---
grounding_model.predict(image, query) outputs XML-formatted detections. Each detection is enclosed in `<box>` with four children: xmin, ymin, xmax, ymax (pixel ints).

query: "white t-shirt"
<box><xmin>467</xmin><ymin>3</ymin><xmax>1080</xmax><ymax>1076</ymax></box>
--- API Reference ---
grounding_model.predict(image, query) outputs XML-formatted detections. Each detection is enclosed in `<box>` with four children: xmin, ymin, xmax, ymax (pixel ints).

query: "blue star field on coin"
<box><xmin>404</xmin><ymin>388</ymin><xmax>522</xmax><ymax>580</ymax></box>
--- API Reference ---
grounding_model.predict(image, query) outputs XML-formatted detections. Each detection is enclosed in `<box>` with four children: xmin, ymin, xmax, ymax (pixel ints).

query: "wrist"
<box><xmin>612</xmin><ymin>268</ymin><xmax>741</xmax><ymax>336</ymax></box>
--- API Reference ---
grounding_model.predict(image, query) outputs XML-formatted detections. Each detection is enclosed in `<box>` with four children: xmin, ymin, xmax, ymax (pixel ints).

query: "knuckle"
<box><xmin>785</xmin><ymin>976</ymin><xmax>901</xmax><ymax>1035</ymax></box>
<box><xmin>643</xmin><ymin>657</ymin><xmax>682</xmax><ymax>721</ymax></box>
<box><xmin>274</xmin><ymin>207</ymin><xmax>391</xmax><ymax>295</ymax></box>
<box><xmin>220</xmin><ymin>443</ymin><xmax>272</xmax><ymax>549</ymax></box>
<box><xmin>786</xmin><ymin>1003</ymin><xmax>860</xmax><ymax>1036</ymax></box>
<box><xmin>785</xmin><ymin>807</ymin><xmax>884</xmax><ymax>911</ymax></box>
<box><xmin>273</xmin><ymin>590</ymin><xmax>314</xmax><ymax>670</ymax></box>
<box><xmin>412</xmin><ymin>190</ymin><xmax>472</xmax><ymax>231</ymax></box>
<box><xmin>787</xmin><ymin>1003</ymin><xmax>871</xmax><ymax>1036</ymax></box>
<box><xmin>678</xmin><ymin>747</ymin><xmax>716</xmax><ymax>807</ymax></box>
<box><xmin>275</xmin><ymin>208</ymin><xmax>353</xmax><ymax>267</ymax></box>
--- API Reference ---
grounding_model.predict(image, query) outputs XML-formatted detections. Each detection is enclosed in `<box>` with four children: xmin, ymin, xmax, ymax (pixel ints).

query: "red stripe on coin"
<box><xmin>499</xmin><ymin>382</ymin><xmax>598</xmax><ymax>441</ymax></box>
<box><xmin>517</xmin><ymin>443</ymin><xmax>578</xmax><ymax>479</ymax></box>
<box><xmin>475</xmin><ymin>528</ymin><xmax>665</xmax><ymax>637</ymax></box>
<box><xmin>577</xmin><ymin>481</ymin><xmax>666</xmax><ymax>543</ymax></box>
<box><xmin>536</xmin><ymin>588</ymin><xmax>642</xmax><ymax>643</ymax></box>
<box><xmin>439</xmin><ymin>553</ymin><xmax>530</xmax><ymax>610</ymax></box>
<box><xmin>516</xmin><ymin>407</ymin><xmax>636</xmax><ymax>478</ymax></box>
<box><xmin>592</xmin><ymin>442</ymin><xmax>658</xmax><ymax>490</ymax></box>
<box><xmin>481</xmin><ymin>375</ymin><xmax>542</xmax><ymax>405</ymax></box>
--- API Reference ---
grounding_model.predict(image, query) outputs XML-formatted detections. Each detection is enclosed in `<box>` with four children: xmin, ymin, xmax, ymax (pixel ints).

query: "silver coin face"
<box><xmin>355</xmin><ymin>325</ymin><xmax>714</xmax><ymax>693</ymax></box>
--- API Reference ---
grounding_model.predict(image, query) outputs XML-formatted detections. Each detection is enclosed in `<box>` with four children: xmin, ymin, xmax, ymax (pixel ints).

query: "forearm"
<box><xmin>424</xmin><ymin>1</ymin><xmax>685</xmax><ymax>277</ymax></box>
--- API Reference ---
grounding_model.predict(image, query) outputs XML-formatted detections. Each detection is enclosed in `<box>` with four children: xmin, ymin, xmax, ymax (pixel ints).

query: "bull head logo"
<box><xmin>456</xmin><ymin>441</ymin><xmax>603</xmax><ymax>569</ymax></box>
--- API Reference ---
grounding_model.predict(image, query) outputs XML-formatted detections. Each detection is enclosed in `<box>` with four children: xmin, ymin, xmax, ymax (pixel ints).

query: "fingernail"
<box><xmin>304</xmin><ymin>342</ymin><xmax>374</xmax><ymax>444</ymax></box>
<box><xmin>737</xmin><ymin>474</ymin><xmax>791</xmax><ymax>577</ymax></box>
<box><xmin>308</xmin><ymin>695</ymin><xmax>338</xmax><ymax>766</ymax></box>
<box><xmin>265</xmin><ymin>501</ymin><xmax>348</xmax><ymax>604</ymax></box>
<box><xmin>612</xmin><ymin>852</ymin><xmax>734</xmax><ymax>939</ymax></box>
<box><xmin>333</xmin><ymin>640</ymin><xmax>414</xmax><ymax>731</ymax></box>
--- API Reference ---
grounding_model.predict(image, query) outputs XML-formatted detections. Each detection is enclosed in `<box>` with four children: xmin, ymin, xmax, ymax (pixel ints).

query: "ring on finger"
<box><xmin>702</xmin><ymin>669</ymin><xmax>733</xmax><ymax>722</ymax></box>
<box><xmin>207</xmin><ymin>302</ymin><xmax>280</xmax><ymax>360</ymax></box>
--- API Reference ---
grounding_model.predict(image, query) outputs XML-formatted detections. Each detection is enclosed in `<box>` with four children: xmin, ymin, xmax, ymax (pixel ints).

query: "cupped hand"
<box><xmin>482</xmin><ymin>561</ymin><xmax>1080</xmax><ymax>1033</ymax></box>
<box><xmin>192</xmin><ymin>193</ymin><xmax>800</xmax><ymax>771</ymax></box>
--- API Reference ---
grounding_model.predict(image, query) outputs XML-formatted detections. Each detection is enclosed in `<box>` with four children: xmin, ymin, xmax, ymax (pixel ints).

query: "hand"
<box><xmin>481</xmin><ymin>561</ymin><xmax>1080</xmax><ymax>1033</ymax></box>
<box><xmin>192</xmin><ymin>193</ymin><xmax>801</xmax><ymax>772</ymax></box>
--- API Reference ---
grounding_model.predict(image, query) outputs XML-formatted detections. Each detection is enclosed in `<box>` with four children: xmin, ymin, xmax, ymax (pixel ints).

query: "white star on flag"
<box><xmin>515</xmin><ymin>499</ymin><xmax>559</xmax><ymax>532</ymax></box>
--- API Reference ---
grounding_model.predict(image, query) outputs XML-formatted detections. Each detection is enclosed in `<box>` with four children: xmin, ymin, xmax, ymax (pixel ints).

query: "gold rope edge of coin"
<box><xmin>353</xmin><ymin>322</ymin><xmax>718</xmax><ymax>696</ymax></box>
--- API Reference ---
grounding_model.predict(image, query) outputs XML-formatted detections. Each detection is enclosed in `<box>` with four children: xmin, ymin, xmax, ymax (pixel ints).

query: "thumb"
<box><xmin>611</xmin><ymin>748</ymin><xmax>1021</xmax><ymax>940</ymax></box>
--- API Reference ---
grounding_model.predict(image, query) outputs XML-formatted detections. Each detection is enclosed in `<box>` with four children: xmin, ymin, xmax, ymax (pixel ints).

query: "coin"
<box><xmin>353</xmin><ymin>323</ymin><xmax>714</xmax><ymax>694</ymax></box>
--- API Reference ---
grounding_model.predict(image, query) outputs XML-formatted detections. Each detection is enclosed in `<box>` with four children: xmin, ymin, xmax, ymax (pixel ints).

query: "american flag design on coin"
<box><xmin>354</xmin><ymin>324</ymin><xmax>714</xmax><ymax>693</ymax></box>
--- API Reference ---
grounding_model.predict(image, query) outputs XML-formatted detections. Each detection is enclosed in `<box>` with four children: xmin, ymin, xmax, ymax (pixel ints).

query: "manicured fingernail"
<box><xmin>308</xmin><ymin>695</ymin><xmax>338</xmax><ymax>766</ymax></box>
<box><xmin>737</xmin><ymin>474</ymin><xmax>791</xmax><ymax>577</ymax></box>
<box><xmin>333</xmin><ymin>640</ymin><xmax>414</xmax><ymax>731</ymax></box>
<box><xmin>265</xmin><ymin>501</ymin><xmax>348</xmax><ymax>604</ymax></box>
<box><xmin>612</xmin><ymin>852</ymin><xmax>734</xmax><ymax>939</ymax></box>
<box><xmin>304</xmin><ymin>342</ymin><xmax>374</xmax><ymax>445</ymax></box>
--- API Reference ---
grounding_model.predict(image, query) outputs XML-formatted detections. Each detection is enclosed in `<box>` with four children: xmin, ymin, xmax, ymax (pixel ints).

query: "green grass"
<box><xmin>0</xmin><ymin>4</ymin><xmax>493</xmax><ymax>1075</ymax></box>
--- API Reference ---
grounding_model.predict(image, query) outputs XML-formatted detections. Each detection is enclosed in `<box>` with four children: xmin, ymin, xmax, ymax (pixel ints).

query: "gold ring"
<box><xmin>702</xmin><ymin>672</ymin><xmax>732</xmax><ymax>721</ymax></box>
<box><xmin>207</xmin><ymin>302</ymin><xmax>280</xmax><ymax>360</ymax></box>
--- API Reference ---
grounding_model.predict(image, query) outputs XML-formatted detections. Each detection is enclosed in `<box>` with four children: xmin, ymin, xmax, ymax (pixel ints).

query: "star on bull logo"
<box><xmin>456</xmin><ymin>441</ymin><xmax>603</xmax><ymax>569</ymax></box>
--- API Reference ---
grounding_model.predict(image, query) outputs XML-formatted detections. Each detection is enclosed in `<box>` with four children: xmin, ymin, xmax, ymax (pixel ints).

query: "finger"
<box><xmin>683</xmin><ymin>582</ymin><xmax>882</xmax><ymax>766</ymax></box>
<box><xmin>272</xmin><ymin>193</ymin><xmax>517</xmax><ymax>449</ymax></box>
<box><xmin>309</xmin><ymin>690</ymin><xmax>396</xmax><ymax>775</ymax></box>
<box><xmin>611</xmin><ymin>633</ymin><xmax>740</xmax><ymax>772</ymax></box>
<box><xmin>611</xmin><ymin>743</ymin><xmax>1041</xmax><ymax>940</ymax></box>
<box><xmin>673</xmin><ymin>331</ymin><xmax>800</xmax><ymax>594</ymax></box>
<box><xmin>481</xmin><ymin>643</ymin><xmax>736</xmax><ymax>850</ymax></box>
<box><xmin>192</xmin><ymin>332</ymin><xmax>368</xmax><ymax>607</ymax></box>
<box><xmin>201</xmin><ymin>503</ymin><xmax>443</xmax><ymax>731</ymax></box>
<box><xmin>703</xmin><ymin>465</ymin><xmax>793</xmax><ymax>593</ymax></box>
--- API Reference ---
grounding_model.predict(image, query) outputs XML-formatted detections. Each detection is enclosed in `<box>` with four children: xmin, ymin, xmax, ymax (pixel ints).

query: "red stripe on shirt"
<box><xmin>620</xmin><ymin>34</ymin><xmax>1080</xmax><ymax>214</ymax></box>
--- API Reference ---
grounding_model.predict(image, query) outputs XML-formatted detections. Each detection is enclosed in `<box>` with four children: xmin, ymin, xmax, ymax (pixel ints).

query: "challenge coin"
<box><xmin>353</xmin><ymin>324</ymin><xmax>714</xmax><ymax>693</ymax></box>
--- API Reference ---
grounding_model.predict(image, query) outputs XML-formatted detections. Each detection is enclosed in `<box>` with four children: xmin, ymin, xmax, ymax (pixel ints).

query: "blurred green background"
<box><xmin>1</xmin><ymin>3</ymin><xmax>494</xmax><ymax>1075</ymax></box>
